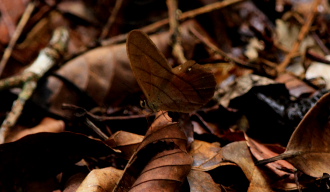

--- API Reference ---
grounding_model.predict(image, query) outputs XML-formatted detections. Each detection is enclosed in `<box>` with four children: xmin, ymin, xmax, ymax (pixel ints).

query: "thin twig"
<box><xmin>84</xmin><ymin>118</ymin><xmax>109</xmax><ymax>140</ymax></box>
<box><xmin>101</xmin><ymin>0</ymin><xmax>244</xmax><ymax>46</ymax></box>
<box><xmin>276</xmin><ymin>0</ymin><xmax>322</xmax><ymax>73</ymax></box>
<box><xmin>0</xmin><ymin>27</ymin><xmax>69</xmax><ymax>144</ymax></box>
<box><xmin>99</xmin><ymin>0</ymin><xmax>124</xmax><ymax>40</ymax></box>
<box><xmin>0</xmin><ymin>1</ymin><xmax>36</xmax><ymax>76</ymax></box>
<box><xmin>189</xmin><ymin>24</ymin><xmax>255</xmax><ymax>70</ymax></box>
<box><xmin>62</xmin><ymin>103</ymin><xmax>153</xmax><ymax>121</ymax></box>
<box><xmin>0</xmin><ymin>81</ymin><xmax>37</xmax><ymax>144</ymax></box>
<box><xmin>167</xmin><ymin>0</ymin><xmax>186</xmax><ymax>64</ymax></box>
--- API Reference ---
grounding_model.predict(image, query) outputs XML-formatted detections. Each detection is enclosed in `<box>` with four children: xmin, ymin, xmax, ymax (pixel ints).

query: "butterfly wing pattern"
<box><xmin>126</xmin><ymin>30</ymin><xmax>216</xmax><ymax>113</ymax></box>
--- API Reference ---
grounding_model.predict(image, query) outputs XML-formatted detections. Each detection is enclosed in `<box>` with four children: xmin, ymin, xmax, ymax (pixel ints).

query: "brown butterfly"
<box><xmin>126</xmin><ymin>30</ymin><xmax>216</xmax><ymax>113</ymax></box>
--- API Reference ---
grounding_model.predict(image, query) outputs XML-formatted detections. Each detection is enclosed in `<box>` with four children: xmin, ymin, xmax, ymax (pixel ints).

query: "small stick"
<box><xmin>101</xmin><ymin>0</ymin><xmax>244</xmax><ymax>45</ymax></box>
<box><xmin>99</xmin><ymin>0</ymin><xmax>124</xmax><ymax>40</ymax></box>
<box><xmin>189</xmin><ymin>24</ymin><xmax>254</xmax><ymax>69</ymax></box>
<box><xmin>167</xmin><ymin>0</ymin><xmax>186</xmax><ymax>64</ymax></box>
<box><xmin>0</xmin><ymin>1</ymin><xmax>36</xmax><ymax>76</ymax></box>
<box><xmin>0</xmin><ymin>27</ymin><xmax>69</xmax><ymax>144</ymax></box>
<box><xmin>62</xmin><ymin>103</ymin><xmax>152</xmax><ymax>121</ymax></box>
<box><xmin>84</xmin><ymin>118</ymin><xmax>109</xmax><ymax>140</ymax></box>
<box><xmin>0</xmin><ymin>81</ymin><xmax>37</xmax><ymax>144</ymax></box>
<box><xmin>276</xmin><ymin>0</ymin><xmax>322</xmax><ymax>73</ymax></box>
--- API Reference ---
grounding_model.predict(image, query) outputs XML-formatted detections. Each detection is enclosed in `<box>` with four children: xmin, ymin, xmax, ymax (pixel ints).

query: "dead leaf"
<box><xmin>0</xmin><ymin>132</ymin><xmax>113</xmax><ymax>191</ymax></box>
<box><xmin>259</xmin><ymin>92</ymin><xmax>330</xmax><ymax>178</ymax></box>
<box><xmin>76</xmin><ymin>167</ymin><xmax>123</xmax><ymax>192</ymax></box>
<box><xmin>222</xmin><ymin>141</ymin><xmax>275</xmax><ymax>192</ymax></box>
<box><xmin>246</xmin><ymin>135</ymin><xmax>295</xmax><ymax>180</ymax></box>
<box><xmin>0</xmin><ymin>0</ymin><xmax>27</xmax><ymax>43</ymax></box>
<box><xmin>114</xmin><ymin>112</ymin><xmax>192</xmax><ymax>191</ymax></box>
<box><xmin>187</xmin><ymin>169</ymin><xmax>223</xmax><ymax>192</ymax></box>
<box><xmin>63</xmin><ymin>172</ymin><xmax>88</xmax><ymax>192</ymax></box>
<box><xmin>217</xmin><ymin>74</ymin><xmax>275</xmax><ymax>107</ymax></box>
<box><xmin>276</xmin><ymin>73</ymin><xmax>316</xmax><ymax>98</ymax></box>
<box><xmin>106</xmin><ymin>131</ymin><xmax>144</xmax><ymax>160</ymax></box>
<box><xmin>6</xmin><ymin>117</ymin><xmax>65</xmax><ymax>142</ymax></box>
<box><xmin>190</xmin><ymin>140</ymin><xmax>229</xmax><ymax>171</ymax></box>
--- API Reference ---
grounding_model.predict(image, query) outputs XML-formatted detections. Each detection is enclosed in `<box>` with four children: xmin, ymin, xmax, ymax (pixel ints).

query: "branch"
<box><xmin>276</xmin><ymin>0</ymin><xmax>322</xmax><ymax>73</ymax></box>
<box><xmin>0</xmin><ymin>27</ymin><xmax>69</xmax><ymax>144</ymax></box>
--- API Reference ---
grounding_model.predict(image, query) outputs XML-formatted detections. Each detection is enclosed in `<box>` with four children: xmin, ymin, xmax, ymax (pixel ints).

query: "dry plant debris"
<box><xmin>1</xmin><ymin>0</ymin><xmax>330</xmax><ymax>191</ymax></box>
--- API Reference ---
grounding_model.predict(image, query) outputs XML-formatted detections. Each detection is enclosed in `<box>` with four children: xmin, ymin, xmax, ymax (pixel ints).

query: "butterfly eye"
<box><xmin>140</xmin><ymin>100</ymin><xmax>147</xmax><ymax>108</ymax></box>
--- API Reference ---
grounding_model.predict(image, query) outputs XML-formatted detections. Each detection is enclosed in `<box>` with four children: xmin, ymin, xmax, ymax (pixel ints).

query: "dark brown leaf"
<box><xmin>187</xmin><ymin>169</ymin><xmax>223</xmax><ymax>192</ymax></box>
<box><xmin>0</xmin><ymin>132</ymin><xmax>113</xmax><ymax>191</ymax></box>
<box><xmin>259</xmin><ymin>92</ymin><xmax>330</xmax><ymax>178</ymax></box>
<box><xmin>114</xmin><ymin>112</ymin><xmax>192</xmax><ymax>191</ymax></box>
<box><xmin>190</xmin><ymin>140</ymin><xmax>228</xmax><ymax>171</ymax></box>
<box><xmin>222</xmin><ymin>141</ymin><xmax>275</xmax><ymax>192</ymax></box>
<box><xmin>106</xmin><ymin>131</ymin><xmax>144</xmax><ymax>160</ymax></box>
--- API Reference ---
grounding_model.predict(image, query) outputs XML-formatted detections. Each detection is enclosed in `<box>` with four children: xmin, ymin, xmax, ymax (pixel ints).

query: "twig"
<box><xmin>276</xmin><ymin>0</ymin><xmax>322</xmax><ymax>73</ymax></box>
<box><xmin>0</xmin><ymin>1</ymin><xmax>36</xmax><ymax>76</ymax></box>
<box><xmin>0</xmin><ymin>27</ymin><xmax>69</xmax><ymax>144</ymax></box>
<box><xmin>62</xmin><ymin>103</ymin><xmax>152</xmax><ymax>121</ymax></box>
<box><xmin>84</xmin><ymin>118</ymin><xmax>109</xmax><ymax>140</ymax></box>
<box><xmin>167</xmin><ymin>0</ymin><xmax>186</xmax><ymax>64</ymax></box>
<box><xmin>101</xmin><ymin>0</ymin><xmax>244</xmax><ymax>46</ymax></box>
<box><xmin>99</xmin><ymin>0</ymin><xmax>124</xmax><ymax>40</ymax></box>
<box><xmin>312</xmin><ymin>32</ymin><xmax>330</xmax><ymax>55</ymax></box>
<box><xmin>188</xmin><ymin>24</ymin><xmax>255</xmax><ymax>70</ymax></box>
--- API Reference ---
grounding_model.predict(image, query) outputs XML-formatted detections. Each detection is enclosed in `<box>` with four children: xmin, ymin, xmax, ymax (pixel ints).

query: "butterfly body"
<box><xmin>127</xmin><ymin>30</ymin><xmax>216</xmax><ymax>113</ymax></box>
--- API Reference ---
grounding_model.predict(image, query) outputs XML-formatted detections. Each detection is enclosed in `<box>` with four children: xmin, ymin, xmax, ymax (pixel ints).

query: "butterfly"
<box><xmin>126</xmin><ymin>30</ymin><xmax>216</xmax><ymax>113</ymax></box>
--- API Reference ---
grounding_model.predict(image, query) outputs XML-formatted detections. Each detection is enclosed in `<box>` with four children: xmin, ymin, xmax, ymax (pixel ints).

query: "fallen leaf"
<box><xmin>275</xmin><ymin>73</ymin><xmax>316</xmax><ymax>98</ymax></box>
<box><xmin>6</xmin><ymin>117</ymin><xmax>65</xmax><ymax>142</ymax></box>
<box><xmin>114</xmin><ymin>112</ymin><xmax>192</xmax><ymax>191</ymax></box>
<box><xmin>217</xmin><ymin>74</ymin><xmax>275</xmax><ymax>107</ymax></box>
<box><xmin>222</xmin><ymin>141</ymin><xmax>275</xmax><ymax>192</ymax></box>
<box><xmin>76</xmin><ymin>167</ymin><xmax>123</xmax><ymax>192</ymax></box>
<box><xmin>106</xmin><ymin>131</ymin><xmax>144</xmax><ymax>160</ymax></box>
<box><xmin>0</xmin><ymin>132</ymin><xmax>114</xmax><ymax>191</ymax></box>
<box><xmin>258</xmin><ymin>92</ymin><xmax>330</xmax><ymax>178</ymax></box>
<box><xmin>63</xmin><ymin>172</ymin><xmax>88</xmax><ymax>192</ymax></box>
<box><xmin>190</xmin><ymin>140</ymin><xmax>229</xmax><ymax>171</ymax></box>
<box><xmin>187</xmin><ymin>169</ymin><xmax>223</xmax><ymax>192</ymax></box>
<box><xmin>246</xmin><ymin>135</ymin><xmax>296</xmax><ymax>181</ymax></box>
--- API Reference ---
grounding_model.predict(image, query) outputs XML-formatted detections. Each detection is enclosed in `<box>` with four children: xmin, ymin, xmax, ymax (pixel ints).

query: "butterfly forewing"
<box><xmin>126</xmin><ymin>30</ymin><xmax>216</xmax><ymax>113</ymax></box>
<box><xmin>127</xmin><ymin>30</ymin><xmax>174</xmax><ymax>110</ymax></box>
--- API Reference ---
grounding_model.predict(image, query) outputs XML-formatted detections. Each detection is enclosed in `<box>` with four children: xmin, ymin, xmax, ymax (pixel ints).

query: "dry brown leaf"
<box><xmin>6</xmin><ymin>117</ymin><xmax>65</xmax><ymax>142</ymax></box>
<box><xmin>0</xmin><ymin>0</ymin><xmax>27</xmax><ymax>44</ymax></box>
<box><xmin>222</xmin><ymin>141</ymin><xmax>275</xmax><ymax>192</ymax></box>
<box><xmin>106</xmin><ymin>131</ymin><xmax>144</xmax><ymax>160</ymax></box>
<box><xmin>114</xmin><ymin>112</ymin><xmax>192</xmax><ymax>192</ymax></box>
<box><xmin>190</xmin><ymin>140</ymin><xmax>230</xmax><ymax>171</ymax></box>
<box><xmin>275</xmin><ymin>73</ymin><xmax>316</xmax><ymax>98</ymax></box>
<box><xmin>216</xmin><ymin>74</ymin><xmax>274</xmax><ymax>107</ymax></box>
<box><xmin>246</xmin><ymin>136</ymin><xmax>295</xmax><ymax>180</ymax></box>
<box><xmin>187</xmin><ymin>169</ymin><xmax>223</xmax><ymax>192</ymax></box>
<box><xmin>0</xmin><ymin>132</ymin><xmax>114</xmax><ymax>191</ymax></box>
<box><xmin>259</xmin><ymin>92</ymin><xmax>330</xmax><ymax>178</ymax></box>
<box><xmin>63</xmin><ymin>172</ymin><xmax>87</xmax><ymax>192</ymax></box>
<box><xmin>76</xmin><ymin>167</ymin><xmax>123</xmax><ymax>192</ymax></box>
<box><xmin>34</xmin><ymin>41</ymin><xmax>138</xmax><ymax>117</ymax></box>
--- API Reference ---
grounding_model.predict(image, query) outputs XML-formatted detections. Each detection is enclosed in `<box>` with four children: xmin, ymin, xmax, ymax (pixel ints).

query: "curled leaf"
<box><xmin>114</xmin><ymin>112</ymin><xmax>192</xmax><ymax>191</ymax></box>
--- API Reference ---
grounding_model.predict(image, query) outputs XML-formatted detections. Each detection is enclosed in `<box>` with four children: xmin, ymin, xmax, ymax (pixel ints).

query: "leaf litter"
<box><xmin>1</xmin><ymin>0</ymin><xmax>330</xmax><ymax>191</ymax></box>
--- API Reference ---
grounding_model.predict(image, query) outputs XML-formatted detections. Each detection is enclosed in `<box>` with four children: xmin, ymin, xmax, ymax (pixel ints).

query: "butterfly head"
<box><xmin>140</xmin><ymin>99</ymin><xmax>158</xmax><ymax>112</ymax></box>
